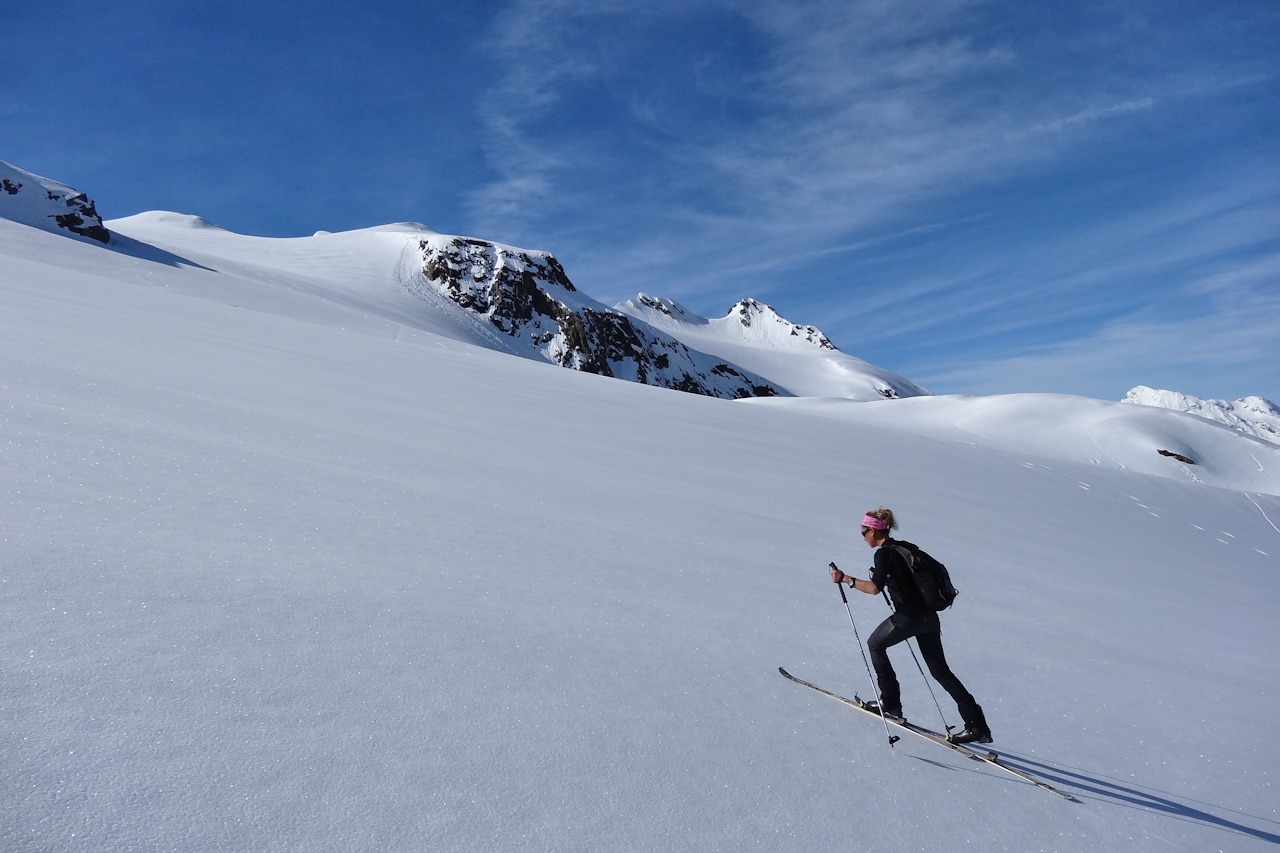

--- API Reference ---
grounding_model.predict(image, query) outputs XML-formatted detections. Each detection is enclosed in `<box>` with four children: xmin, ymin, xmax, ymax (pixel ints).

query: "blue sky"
<box><xmin>6</xmin><ymin>0</ymin><xmax>1277</xmax><ymax>402</ymax></box>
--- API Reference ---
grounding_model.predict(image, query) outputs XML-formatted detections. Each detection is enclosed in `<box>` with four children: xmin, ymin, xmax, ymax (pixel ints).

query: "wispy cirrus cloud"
<box><xmin>468</xmin><ymin>0</ymin><xmax>1188</xmax><ymax>267</ymax></box>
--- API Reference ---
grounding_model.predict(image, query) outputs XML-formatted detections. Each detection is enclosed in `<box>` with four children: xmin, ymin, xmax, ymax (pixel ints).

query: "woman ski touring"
<box><xmin>830</xmin><ymin>507</ymin><xmax>992</xmax><ymax>745</ymax></box>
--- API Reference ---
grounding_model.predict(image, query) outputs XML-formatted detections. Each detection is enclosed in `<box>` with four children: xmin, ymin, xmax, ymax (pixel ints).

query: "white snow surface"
<box><xmin>1124</xmin><ymin>384</ymin><xmax>1280</xmax><ymax>447</ymax></box>
<box><xmin>3</xmin><ymin>211</ymin><xmax>1280</xmax><ymax>851</ymax></box>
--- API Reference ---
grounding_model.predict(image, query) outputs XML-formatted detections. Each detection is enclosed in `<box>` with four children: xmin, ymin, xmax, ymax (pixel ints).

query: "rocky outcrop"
<box><xmin>414</xmin><ymin>236</ymin><xmax>783</xmax><ymax>399</ymax></box>
<box><xmin>0</xmin><ymin>161</ymin><xmax>110</xmax><ymax>243</ymax></box>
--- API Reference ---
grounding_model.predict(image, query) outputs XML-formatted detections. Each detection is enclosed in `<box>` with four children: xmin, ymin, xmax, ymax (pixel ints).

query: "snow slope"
<box><xmin>104</xmin><ymin>211</ymin><xmax>509</xmax><ymax>348</ymax></box>
<box><xmin>3</xmin><ymin>212</ymin><xmax>1279</xmax><ymax>851</ymax></box>
<box><xmin>748</xmin><ymin>393</ymin><xmax>1280</xmax><ymax>496</ymax></box>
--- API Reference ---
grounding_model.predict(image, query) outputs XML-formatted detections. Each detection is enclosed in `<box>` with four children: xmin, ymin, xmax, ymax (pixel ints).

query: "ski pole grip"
<box><xmin>830</xmin><ymin>562</ymin><xmax>849</xmax><ymax>603</ymax></box>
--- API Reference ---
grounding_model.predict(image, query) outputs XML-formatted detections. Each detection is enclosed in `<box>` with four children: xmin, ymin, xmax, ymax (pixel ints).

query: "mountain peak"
<box><xmin>627</xmin><ymin>293</ymin><xmax>700</xmax><ymax>324</ymax></box>
<box><xmin>723</xmin><ymin>298</ymin><xmax>836</xmax><ymax>351</ymax></box>
<box><xmin>618</xmin><ymin>295</ymin><xmax>837</xmax><ymax>352</ymax></box>
<box><xmin>615</xmin><ymin>294</ymin><xmax>926</xmax><ymax>400</ymax></box>
<box><xmin>0</xmin><ymin>160</ymin><xmax>110</xmax><ymax>244</ymax></box>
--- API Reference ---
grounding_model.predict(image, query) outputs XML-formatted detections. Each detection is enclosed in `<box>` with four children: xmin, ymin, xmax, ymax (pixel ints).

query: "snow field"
<box><xmin>2</xmin><ymin>218</ymin><xmax>1278</xmax><ymax>850</ymax></box>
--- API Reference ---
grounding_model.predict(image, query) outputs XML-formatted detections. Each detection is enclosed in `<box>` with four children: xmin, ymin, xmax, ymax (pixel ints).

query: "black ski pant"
<box><xmin>867</xmin><ymin>610</ymin><xmax>984</xmax><ymax>728</ymax></box>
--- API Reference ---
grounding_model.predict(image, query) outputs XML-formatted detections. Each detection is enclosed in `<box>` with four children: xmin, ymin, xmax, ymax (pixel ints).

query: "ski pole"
<box><xmin>880</xmin><ymin>590</ymin><xmax>952</xmax><ymax>734</ymax></box>
<box><xmin>831</xmin><ymin>562</ymin><xmax>898</xmax><ymax>747</ymax></box>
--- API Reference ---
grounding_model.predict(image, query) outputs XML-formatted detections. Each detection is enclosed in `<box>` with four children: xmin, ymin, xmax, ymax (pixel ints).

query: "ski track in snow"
<box><xmin>1243</xmin><ymin>492</ymin><xmax>1280</xmax><ymax>536</ymax></box>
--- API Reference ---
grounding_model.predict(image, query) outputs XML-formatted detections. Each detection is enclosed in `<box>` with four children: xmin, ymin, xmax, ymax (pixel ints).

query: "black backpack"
<box><xmin>889</xmin><ymin>541</ymin><xmax>958</xmax><ymax>611</ymax></box>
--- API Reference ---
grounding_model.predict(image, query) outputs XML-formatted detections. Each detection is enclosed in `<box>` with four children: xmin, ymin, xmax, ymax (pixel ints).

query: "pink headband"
<box><xmin>860</xmin><ymin>514</ymin><xmax>888</xmax><ymax>530</ymax></box>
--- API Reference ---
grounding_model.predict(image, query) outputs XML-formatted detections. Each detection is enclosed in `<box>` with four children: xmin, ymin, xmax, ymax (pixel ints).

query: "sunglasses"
<box><xmin>860</xmin><ymin>527</ymin><xmax>873</xmax><ymax>537</ymax></box>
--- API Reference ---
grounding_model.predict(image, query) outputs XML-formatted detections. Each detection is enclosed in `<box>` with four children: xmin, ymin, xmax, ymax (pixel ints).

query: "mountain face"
<box><xmin>623</xmin><ymin>294</ymin><xmax>837</xmax><ymax>352</ymax></box>
<box><xmin>0</xmin><ymin>161</ymin><xmax>110</xmax><ymax>244</ymax></box>
<box><xmin>413</xmin><ymin>235</ymin><xmax>784</xmax><ymax>399</ymax></box>
<box><xmin>720</xmin><ymin>298</ymin><xmax>837</xmax><ymax>350</ymax></box>
<box><xmin>617</xmin><ymin>294</ymin><xmax>930</xmax><ymax>401</ymax></box>
<box><xmin>1123</xmin><ymin>385</ymin><xmax>1280</xmax><ymax>446</ymax></box>
<box><xmin>0</xmin><ymin>160</ymin><xmax>933</xmax><ymax>402</ymax></box>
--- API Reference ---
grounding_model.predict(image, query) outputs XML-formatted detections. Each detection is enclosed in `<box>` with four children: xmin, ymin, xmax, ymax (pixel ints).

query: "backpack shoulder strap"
<box><xmin>888</xmin><ymin>540</ymin><xmax>917</xmax><ymax>567</ymax></box>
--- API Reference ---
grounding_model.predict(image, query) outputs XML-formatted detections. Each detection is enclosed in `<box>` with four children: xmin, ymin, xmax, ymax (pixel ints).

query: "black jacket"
<box><xmin>870</xmin><ymin>538</ymin><xmax>929</xmax><ymax>616</ymax></box>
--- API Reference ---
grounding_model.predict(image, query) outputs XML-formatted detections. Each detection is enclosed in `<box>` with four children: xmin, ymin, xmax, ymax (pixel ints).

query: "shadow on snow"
<box><xmin>996</xmin><ymin>751</ymin><xmax>1279</xmax><ymax>845</ymax></box>
<box><xmin>106</xmin><ymin>233</ymin><xmax>215</xmax><ymax>271</ymax></box>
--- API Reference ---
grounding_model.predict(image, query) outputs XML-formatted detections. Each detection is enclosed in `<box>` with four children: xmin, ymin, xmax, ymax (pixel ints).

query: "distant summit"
<box><xmin>413</xmin><ymin>235</ymin><xmax>784</xmax><ymax>399</ymax></box>
<box><xmin>0</xmin><ymin>161</ymin><xmax>110</xmax><ymax>244</ymax></box>
<box><xmin>624</xmin><ymin>295</ymin><xmax>835</xmax><ymax>351</ymax></box>
<box><xmin>724</xmin><ymin>298</ymin><xmax>837</xmax><ymax>350</ymax></box>
<box><xmin>618</xmin><ymin>295</ymin><xmax>928</xmax><ymax>400</ymax></box>
<box><xmin>1123</xmin><ymin>385</ymin><xmax>1280</xmax><ymax>446</ymax></box>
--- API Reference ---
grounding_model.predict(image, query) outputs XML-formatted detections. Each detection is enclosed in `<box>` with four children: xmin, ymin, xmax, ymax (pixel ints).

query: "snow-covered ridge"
<box><xmin>0</xmin><ymin>160</ymin><xmax>927</xmax><ymax>402</ymax></box>
<box><xmin>413</xmin><ymin>235</ymin><xmax>784</xmax><ymax>399</ymax></box>
<box><xmin>618</xmin><ymin>295</ymin><xmax>929</xmax><ymax>400</ymax></box>
<box><xmin>0</xmin><ymin>160</ymin><xmax>110</xmax><ymax>243</ymax></box>
<box><xmin>622</xmin><ymin>294</ymin><xmax>836</xmax><ymax>351</ymax></box>
<box><xmin>1123</xmin><ymin>385</ymin><xmax>1280</xmax><ymax>446</ymax></box>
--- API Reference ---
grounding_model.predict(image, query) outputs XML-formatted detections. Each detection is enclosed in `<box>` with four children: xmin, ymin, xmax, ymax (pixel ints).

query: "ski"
<box><xmin>779</xmin><ymin>667</ymin><xmax>1078</xmax><ymax>802</ymax></box>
